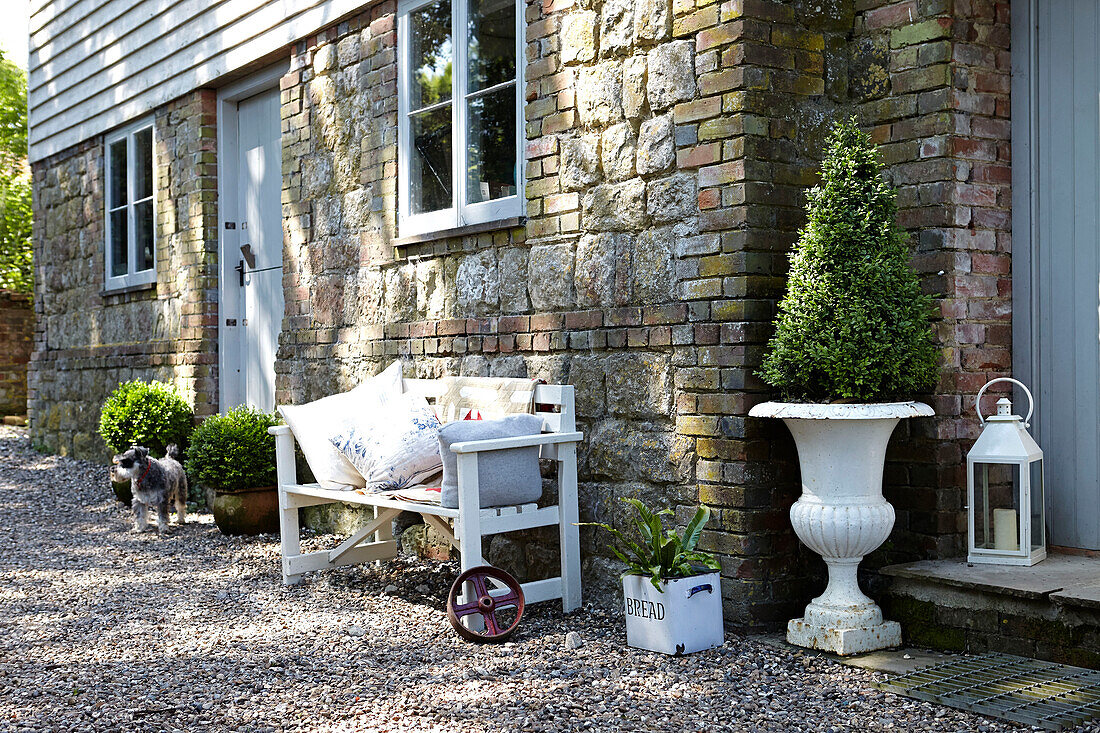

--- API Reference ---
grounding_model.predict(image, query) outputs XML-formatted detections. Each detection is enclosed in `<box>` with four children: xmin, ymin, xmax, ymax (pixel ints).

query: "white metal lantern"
<box><xmin>967</xmin><ymin>378</ymin><xmax>1046</xmax><ymax>566</ymax></box>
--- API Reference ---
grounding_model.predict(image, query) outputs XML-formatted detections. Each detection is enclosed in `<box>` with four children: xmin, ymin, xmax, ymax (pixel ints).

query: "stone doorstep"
<box><xmin>881</xmin><ymin>553</ymin><xmax>1100</xmax><ymax>606</ymax></box>
<box><xmin>750</xmin><ymin>632</ymin><xmax>957</xmax><ymax>676</ymax></box>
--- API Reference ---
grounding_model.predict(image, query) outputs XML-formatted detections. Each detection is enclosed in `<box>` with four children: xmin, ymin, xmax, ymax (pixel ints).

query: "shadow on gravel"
<box><xmin>10</xmin><ymin>606</ymin><xmax>639</xmax><ymax>731</ymax></box>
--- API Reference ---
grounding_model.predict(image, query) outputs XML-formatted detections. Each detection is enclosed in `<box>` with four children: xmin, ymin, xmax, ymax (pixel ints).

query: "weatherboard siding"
<box><xmin>27</xmin><ymin>0</ymin><xmax>373</xmax><ymax>162</ymax></box>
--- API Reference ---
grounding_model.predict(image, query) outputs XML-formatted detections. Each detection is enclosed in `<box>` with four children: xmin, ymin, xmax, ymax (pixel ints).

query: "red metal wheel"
<box><xmin>446</xmin><ymin>565</ymin><xmax>525</xmax><ymax>643</ymax></box>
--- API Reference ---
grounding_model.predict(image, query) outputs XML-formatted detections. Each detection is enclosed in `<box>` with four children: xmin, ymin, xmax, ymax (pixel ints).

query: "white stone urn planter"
<box><xmin>748</xmin><ymin>401</ymin><xmax>934</xmax><ymax>655</ymax></box>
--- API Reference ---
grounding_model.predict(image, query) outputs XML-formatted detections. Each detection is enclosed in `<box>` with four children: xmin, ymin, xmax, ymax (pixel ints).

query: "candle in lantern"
<box><xmin>993</xmin><ymin>508</ymin><xmax>1019</xmax><ymax>551</ymax></box>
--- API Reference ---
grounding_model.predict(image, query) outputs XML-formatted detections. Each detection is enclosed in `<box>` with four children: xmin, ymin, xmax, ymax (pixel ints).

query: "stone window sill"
<box><xmin>100</xmin><ymin>281</ymin><xmax>157</xmax><ymax>298</ymax></box>
<box><xmin>393</xmin><ymin>216</ymin><xmax>525</xmax><ymax>248</ymax></box>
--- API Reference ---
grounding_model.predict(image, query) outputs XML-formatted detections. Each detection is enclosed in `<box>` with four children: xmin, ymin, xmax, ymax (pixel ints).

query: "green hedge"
<box><xmin>185</xmin><ymin>406</ymin><xmax>279</xmax><ymax>494</ymax></box>
<box><xmin>758</xmin><ymin>118</ymin><xmax>939</xmax><ymax>402</ymax></box>
<box><xmin>98</xmin><ymin>380</ymin><xmax>194</xmax><ymax>456</ymax></box>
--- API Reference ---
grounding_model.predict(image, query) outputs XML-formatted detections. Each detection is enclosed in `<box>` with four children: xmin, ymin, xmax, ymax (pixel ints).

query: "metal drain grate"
<box><xmin>875</xmin><ymin>653</ymin><xmax>1100</xmax><ymax>730</ymax></box>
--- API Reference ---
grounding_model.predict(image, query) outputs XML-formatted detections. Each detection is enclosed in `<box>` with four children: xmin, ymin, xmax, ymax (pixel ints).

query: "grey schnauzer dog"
<box><xmin>112</xmin><ymin>445</ymin><xmax>188</xmax><ymax>534</ymax></box>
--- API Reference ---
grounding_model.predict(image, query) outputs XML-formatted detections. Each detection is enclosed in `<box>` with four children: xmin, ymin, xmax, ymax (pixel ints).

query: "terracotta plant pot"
<box><xmin>212</xmin><ymin>486</ymin><xmax>279</xmax><ymax>536</ymax></box>
<box><xmin>111</xmin><ymin>478</ymin><xmax>132</xmax><ymax>506</ymax></box>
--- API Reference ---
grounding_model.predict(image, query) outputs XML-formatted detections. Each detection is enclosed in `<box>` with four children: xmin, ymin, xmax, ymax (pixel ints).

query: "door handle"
<box><xmin>240</xmin><ymin>243</ymin><xmax>256</xmax><ymax>268</ymax></box>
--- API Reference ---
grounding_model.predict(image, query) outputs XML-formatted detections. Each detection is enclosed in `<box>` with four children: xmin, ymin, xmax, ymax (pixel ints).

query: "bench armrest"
<box><xmin>449</xmin><ymin>431</ymin><xmax>583</xmax><ymax>454</ymax></box>
<box><xmin>269</xmin><ymin>425</ymin><xmax>293</xmax><ymax>436</ymax></box>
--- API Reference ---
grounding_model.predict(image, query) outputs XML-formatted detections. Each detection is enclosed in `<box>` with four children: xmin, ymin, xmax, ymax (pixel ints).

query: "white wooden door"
<box><xmin>236</xmin><ymin>88</ymin><xmax>284</xmax><ymax>411</ymax></box>
<box><xmin>1033</xmin><ymin>0</ymin><xmax>1100</xmax><ymax>550</ymax></box>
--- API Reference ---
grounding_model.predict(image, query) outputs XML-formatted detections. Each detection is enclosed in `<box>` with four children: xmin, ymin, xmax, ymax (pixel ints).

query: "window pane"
<box><xmin>108</xmin><ymin>138</ymin><xmax>127</xmax><ymax>209</ymax></box>
<box><xmin>467</xmin><ymin>0</ymin><xmax>515</xmax><ymax>93</ymax></box>
<box><xmin>409</xmin><ymin>106</ymin><xmax>453</xmax><ymax>214</ymax></box>
<box><xmin>973</xmin><ymin>462</ymin><xmax>1021</xmax><ymax>552</ymax></box>
<box><xmin>133</xmin><ymin>127</ymin><xmax>153</xmax><ymax>201</ymax></box>
<box><xmin>109</xmin><ymin>209</ymin><xmax>128</xmax><ymax>277</ymax></box>
<box><xmin>409</xmin><ymin>0</ymin><xmax>452</xmax><ymax>110</ymax></box>
<box><xmin>466</xmin><ymin>86</ymin><xmax>516</xmax><ymax>203</ymax></box>
<box><xmin>135</xmin><ymin>199</ymin><xmax>154</xmax><ymax>272</ymax></box>
<box><xmin>1031</xmin><ymin>460</ymin><xmax>1044</xmax><ymax>551</ymax></box>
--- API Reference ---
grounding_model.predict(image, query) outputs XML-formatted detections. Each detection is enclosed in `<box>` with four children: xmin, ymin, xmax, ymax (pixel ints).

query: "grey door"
<box><xmin>237</xmin><ymin>88</ymin><xmax>284</xmax><ymax>411</ymax></box>
<box><xmin>1034</xmin><ymin>0</ymin><xmax>1100</xmax><ymax>550</ymax></box>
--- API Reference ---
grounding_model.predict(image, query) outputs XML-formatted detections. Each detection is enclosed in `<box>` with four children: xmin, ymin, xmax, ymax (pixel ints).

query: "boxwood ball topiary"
<box><xmin>759</xmin><ymin>118</ymin><xmax>939</xmax><ymax>402</ymax></box>
<box><xmin>185</xmin><ymin>406</ymin><xmax>279</xmax><ymax>494</ymax></box>
<box><xmin>98</xmin><ymin>380</ymin><xmax>194</xmax><ymax>456</ymax></box>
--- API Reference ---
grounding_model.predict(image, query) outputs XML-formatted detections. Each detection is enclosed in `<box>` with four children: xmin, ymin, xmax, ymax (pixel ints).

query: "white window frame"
<box><xmin>104</xmin><ymin>117</ymin><xmax>157</xmax><ymax>291</ymax></box>
<box><xmin>397</xmin><ymin>0</ymin><xmax>524</xmax><ymax>237</ymax></box>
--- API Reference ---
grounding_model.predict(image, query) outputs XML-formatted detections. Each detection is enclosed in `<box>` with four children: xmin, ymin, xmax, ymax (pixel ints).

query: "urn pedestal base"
<box><xmin>787</xmin><ymin>618</ymin><xmax>901</xmax><ymax>656</ymax></box>
<box><xmin>748</xmin><ymin>400</ymin><xmax>935</xmax><ymax>657</ymax></box>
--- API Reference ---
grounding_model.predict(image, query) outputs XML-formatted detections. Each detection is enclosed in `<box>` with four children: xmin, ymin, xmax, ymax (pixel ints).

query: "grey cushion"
<box><xmin>438</xmin><ymin>414</ymin><xmax>544</xmax><ymax>509</ymax></box>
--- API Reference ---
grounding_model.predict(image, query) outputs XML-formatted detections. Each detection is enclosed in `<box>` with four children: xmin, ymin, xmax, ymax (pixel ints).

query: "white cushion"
<box><xmin>329</xmin><ymin>393</ymin><xmax>443</xmax><ymax>492</ymax></box>
<box><xmin>278</xmin><ymin>361</ymin><xmax>402</xmax><ymax>491</ymax></box>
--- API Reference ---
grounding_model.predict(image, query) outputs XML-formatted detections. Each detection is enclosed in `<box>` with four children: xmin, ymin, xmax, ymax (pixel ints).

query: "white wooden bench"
<box><xmin>269</xmin><ymin>379</ymin><xmax>583</xmax><ymax>612</ymax></box>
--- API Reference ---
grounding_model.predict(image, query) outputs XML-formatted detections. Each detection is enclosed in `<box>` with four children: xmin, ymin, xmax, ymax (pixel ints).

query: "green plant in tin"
<box><xmin>580</xmin><ymin>499</ymin><xmax>720</xmax><ymax>592</ymax></box>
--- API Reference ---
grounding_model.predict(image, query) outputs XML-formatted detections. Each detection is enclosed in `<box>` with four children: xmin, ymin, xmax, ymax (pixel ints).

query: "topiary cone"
<box><xmin>758</xmin><ymin>118</ymin><xmax>938</xmax><ymax>402</ymax></box>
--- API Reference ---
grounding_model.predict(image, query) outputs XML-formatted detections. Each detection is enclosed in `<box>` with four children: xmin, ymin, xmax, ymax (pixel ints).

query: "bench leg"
<box><xmin>372</xmin><ymin>505</ymin><xmax>396</xmax><ymax>566</ymax></box>
<box><xmin>279</xmin><ymin>489</ymin><xmax>304</xmax><ymax>585</ymax></box>
<box><xmin>455</xmin><ymin>452</ymin><xmax>484</xmax><ymax>571</ymax></box>
<box><xmin>455</xmin><ymin>453</ymin><xmax>486</xmax><ymax>633</ymax></box>
<box><xmin>558</xmin><ymin>444</ymin><xmax>582</xmax><ymax>612</ymax></box>
<box><xmin>274</xmin><ymin>431</ymin><xmax>305</xmax><ymax>585</ymax></box>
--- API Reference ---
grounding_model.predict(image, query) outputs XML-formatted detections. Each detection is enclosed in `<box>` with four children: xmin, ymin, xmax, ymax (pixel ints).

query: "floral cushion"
<box><xmin>330</xmin><ymin>393</ymin><xmax>444</xmax><ymax>492</ymax></box>
<box><xmin>278</xmin><ymin>361</ymin><xmax>402</xmax><ymax>491</ymax></box>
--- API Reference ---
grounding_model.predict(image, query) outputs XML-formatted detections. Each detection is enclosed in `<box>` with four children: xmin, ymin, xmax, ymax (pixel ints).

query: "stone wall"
<box><xmin>0</xmin><ymin>291</ymin><xmax>33</xmax><ymax>417</ymax></box>
<box><xmin>277</xmin><ymin>1</ymin><xmax>709</xmax><ymax>608</ymax></box>
<box><xmin>273</xmin><ymin>0</ymin><xmax>1011</xmax><ymax>626</ymax></box>
<box><xmin>276</xmin><ymin>0</ymin><xmax>837</xmax><ymax>622</ymax></box>
<box><xmin>29</xmin><ymin>91</ymin><xmax>219</xmax><ymax>459</ymax></box>
<box><xmin>25</xmin><ymin>0</ymin><xmax>1013</xmax><ymax>628</ymax></box>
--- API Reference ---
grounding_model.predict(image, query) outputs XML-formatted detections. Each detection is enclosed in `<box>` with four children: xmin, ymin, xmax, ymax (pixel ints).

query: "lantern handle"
<box><xmin>976</xmin><ymin>378</ymin><xmax>1034</xmax><ymax>427</ymax></box>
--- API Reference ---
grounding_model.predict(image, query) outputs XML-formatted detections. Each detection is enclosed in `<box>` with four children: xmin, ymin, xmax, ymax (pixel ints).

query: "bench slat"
<box><xmin>281</xmin><ymin>484</ymin><xmax>461</xmax><ymax>518</ymax></box>
<box><xmin>282</xmin><ymin>485</ymin><xmax>547</xmax><ymax>524</ymax></box>
<box><xmin>521</xmin><ymin>577</ymin><xmax>564</xmax><ymax>605</ymax></box>
<box><xmin>450</xmin><ymin>431</ymin><xmax>583</xmax><ymax>454</ymax></box>
<box><xmin>469</xmin><ymin>505</ymin><xmax>560</xmax><ymax>534</ymax></box>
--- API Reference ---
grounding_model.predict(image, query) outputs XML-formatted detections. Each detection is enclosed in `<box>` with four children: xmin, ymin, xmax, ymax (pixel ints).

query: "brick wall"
<box><xmin>0</xmin><ymin>291</ymin><xmax>32</xmax><ymax>417</ymax></box>
<box><xmin>684</xmin><ymin>0</ymin><xmax>861</xmax><ymax>624</ymax></box>
<box><xmin>851</xmin><ymin>0</ymin><xmax>1013</xmax><ymax>568</ymax></box>
<box><xmin>29</xmin><ymin>91</ymin><xmax>219</xmax><ymax>459</ymax></box>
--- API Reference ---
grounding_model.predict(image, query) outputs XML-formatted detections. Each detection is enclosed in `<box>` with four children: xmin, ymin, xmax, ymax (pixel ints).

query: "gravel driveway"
<box><xmin>0</xmin><ymin>425</ymin><xmax>1043</xmax><ymax>732</ymax></box>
